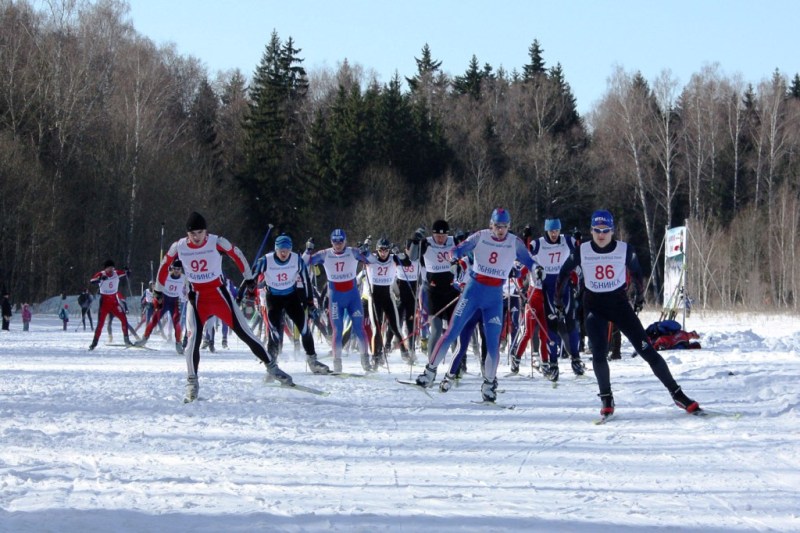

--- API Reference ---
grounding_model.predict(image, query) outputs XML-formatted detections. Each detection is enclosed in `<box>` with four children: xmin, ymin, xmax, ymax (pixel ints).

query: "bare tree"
<box><xmin>590</xmin><ymin>66</ymin><xmax>662</xmax><ymax>294</ymax></box>
<box><xmin>649</xmin><ymin>69</ymin><xmax>682</xmax><ymax>226</ymax></box>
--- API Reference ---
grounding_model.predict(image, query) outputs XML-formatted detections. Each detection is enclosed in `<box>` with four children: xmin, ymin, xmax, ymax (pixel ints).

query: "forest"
<box><xmin>1</xmin><ymin>0</ymin><xmax>798</xmax><ymax>310</ymax></box>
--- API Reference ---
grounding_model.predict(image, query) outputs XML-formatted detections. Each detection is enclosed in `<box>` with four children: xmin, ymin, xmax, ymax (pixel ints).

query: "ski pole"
<box><xmin>252</xmin><ymin>223</ymin><xmax>275</xmax><ymax>266</ymax></box>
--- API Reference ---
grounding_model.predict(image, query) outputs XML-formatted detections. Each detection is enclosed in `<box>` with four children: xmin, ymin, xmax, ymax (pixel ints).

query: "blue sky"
<box><xmin>126</xmin><ymin>0</ymin><xmax>799</xmax><ymax>115</ymax></box>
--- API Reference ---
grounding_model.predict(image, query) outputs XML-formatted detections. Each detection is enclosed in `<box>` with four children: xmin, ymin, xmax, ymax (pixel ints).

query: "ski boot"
<box><xmin>266</xmin><ymin>361</ymin><xmax>293</xmax><ymax>386</ymax></box>
<box><xmin>88</xmin><ymin>340</ymin><xmax>97</xmax><ymax>351</ymax></box>
<box><xmin>333</xmin><ymin>357</ymin><xmax>343</xmax><ymax>373</ymax></box>
<box><xmin>123</xmin><ymin>335</ymin><xmax>133</xmax><ymax>347</ymax></box>
<box><xmin>415</xmin><ymin>364</ymin><xmax>437</xmax><ymax>388</ymax></box>
<box><xmin>372</xmin><ymin>352</ymin><xmax>386</xmax><ymax>370</ymax></box>
<box><xmin>175</xmin><ymin>341</ymin><xmax>184</xmax><ymax>355</ymax></box>
<box><xmin>439</xmin><ymin>373</ymin><xmax>456</xmax><ymax>393</ymax></box>
<box><xmin>184</xmin><ymin>376</ymin><xmax>199</xmax><ymax>403</ymax></box>
<box><xmin>361</xmin><ymin>352</ymin><xmax>374</xmax><ymax>372</ymax></box>
<box><xmin>571</xmin><ymin>356</ymin><xmax>586</xmax><ymax>376</ymax></box>
<box><xmin>509</xmin><ymin>355</ymin><xmax>521</xmax><ymax>375</ymax></box>
<box><xmin>221</xmin><ymin>339</ymin><xmax>228</xmax><ymax>349</ymax></box>
<box><xmin>401</xmin><ymin>350</ymin><xmax>415</xmax><ymax>365</ymax></box>
<box><xmin>481</xmin><ymin>377</ymin><xmax>498</xmax><ymax>402</ymax></box>
<box><xmin>599</xmin><ymin>393</ymin><xmax>614</xmax><ymax>416</ymax></box>
<box><xmin>543</xmin><ymin>361</ymin><xmax>559</xmax><ymax>382</ymax></box>
<box><xmin>134</xmin><ymin>337</ymin><xmax>149</xmax><ymax>348</ymax></box>
<box><xmin>307</xmin><ymin>354</ymin><xmax>330</xmax><ymax>374</ymax></box>
<box><xmin>420</xmin><ymin>337</ymin><xmax>429</xmax><ymax>353</ymax></box>
<box><xmin>671</xmin><ymin>387</ymin><xmax>700</xmax><ymax>413</ymax></box>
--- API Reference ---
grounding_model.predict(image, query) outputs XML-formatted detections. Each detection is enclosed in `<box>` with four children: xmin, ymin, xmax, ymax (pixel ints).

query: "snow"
<box><xmin>1</xmin><ymin>310</ymin><xmax>799</xmax><ymax>532</ymax></box>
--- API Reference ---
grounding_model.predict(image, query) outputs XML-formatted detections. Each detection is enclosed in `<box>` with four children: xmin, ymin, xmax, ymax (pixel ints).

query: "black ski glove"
<box><xmin>633</xmin><ymin>295</ymin><xmax>645</xmax><ymax>314</ymax></box>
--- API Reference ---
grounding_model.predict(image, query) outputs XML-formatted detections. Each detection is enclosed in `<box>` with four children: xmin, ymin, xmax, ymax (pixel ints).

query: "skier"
<box><xmin>133</xmin><ymin>282</ymin><xmax>156</xmax><ymax>333</ymax></box>
<box><xmin>363</xmin><ymin>237</ymin><xmax>413</xmax><ymax>367</ymax></box>
<box><xmin>384</xmin><ymin>239</ymin><xmax>420</xmax><ymax>360</ymax></box>
<box><xmin>1</xmin><ymin>292</ymin><xmax>11</xmax><ymax>331</ymax></box>
<box><xmin>554</xmin><ymin>209</ymin><xmax>700</xmax><ymax>418</ymax></box>
<box><xmin>416</xmin><ymin>208</ymin><xmax>539</xmax><ymax>402</ymax></box>
<box><xmin>408</xmin><ymin>220</ymin><xmax>461</xmax><ymax>359</ymax></box>
<box><xmin>135</xmin><ymin>259</ymin><xmax>187</xmax><ymax>354</ymax></box>
<box><xmin>156</xmin><ymin>211</ymin><xmax>292</xmax><ymax>402</ymax></box>
<box><xmin>58</xmin><ymin>295</ymin><xmax>69</xmax><ymax>331</ymax></box>
<box><xmin>303</xmin><ymin>229</ymin><xmax>375</xmax><ymax>373</ymax></box>
<box><xmin>88</xmin><ymin>260</ymin><xmax>133</xmax><ymax>349</ymax></box>
<box><xmin>78</xmin><ymin>288</ymin><xmax>94</xmax><ymax>331</ymax></box>
<box><xmin>253</xmin><ymin>233</ymin><xmax>330</xmax><ymax>375</ymax></box>
<box><xmin>521</xmin><ymin>217</ymin><xmax>584</xmax><ymax>381</ymax></box>
<box><xmin>21</xmin><ymin>303</ymin><xmax>31</xmax><ymax>331</ymax></box>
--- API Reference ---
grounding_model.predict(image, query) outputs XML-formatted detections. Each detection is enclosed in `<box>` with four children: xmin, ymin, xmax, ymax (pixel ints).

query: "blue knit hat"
<box><xmin>275</xmin><ymin>235</ymin><xmax>293</xmax><ymax>250</ymax></box>
<box><xmin>590</xmin><ymin>210</ymin><xmax>614</xmax><ymax>229</ymax></box>
<box><xmin>544</xmin><ymin>218</ymin><xmax>561</xmax><ymax>231</ymax></box>
<box><xmin>490</xmin><ymin>208</ymin><xmax>511</xmax><ymax>225</ymax></box>
<box><xmin>330</xmin><ymin>229</ymin><xmax>346</xmax><ymax>243</ymax></box>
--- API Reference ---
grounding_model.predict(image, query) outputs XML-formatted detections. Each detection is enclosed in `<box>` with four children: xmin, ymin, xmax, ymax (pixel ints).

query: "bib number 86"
<box><xmin>595</xmin><ymin>265</ymin><xmax>615</xmax><ymax>279</ymax></box>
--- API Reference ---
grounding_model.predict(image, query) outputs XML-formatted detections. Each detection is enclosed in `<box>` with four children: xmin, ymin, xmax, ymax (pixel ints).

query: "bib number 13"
<box><xmin>595</xmin><ymin>265</ymin><xmax>615</xmax><ymax>279</ymax></box>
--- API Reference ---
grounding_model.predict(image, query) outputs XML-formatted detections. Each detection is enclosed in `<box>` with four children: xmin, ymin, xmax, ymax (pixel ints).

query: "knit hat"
<box><xmin>544</xmin><ymin>218</ymin><xmax>561</xmax><ymax>231</ymax></box>
<box><xmin>432</xmin><ymin>219</ymin><xmax>449</xmax><ymax>234</ymax></box>
<box><xmin>103</xmin><ymin>259</ymin><xmax>115</xmax><ymax>268</ymax></box>
<box><xmin>186</xmin><ymin>211</ymin><xmax>207</xmax><ymax>231</ymax></box>
<box><xmin>490</xmin><ymin>208</ymin><xmax>511</xmax><ymax>225</ymax></box>
<box><xmin>590</xmin><ymin>210</ymin><xmax>614</xmax><ymax>229</ymax></box>
<box><xmin>330</xmin><ymin>229</ymin><xmax>346</xmax><ymax>243</ymax></box>
<box><xmin>275</xmin><ymin>234</ymin><xmax>293</xmax><ymax>250</ymax></box>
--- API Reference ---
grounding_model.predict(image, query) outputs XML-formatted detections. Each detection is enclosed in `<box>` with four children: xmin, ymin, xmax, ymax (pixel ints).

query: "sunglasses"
<box><xmin>592</xmin><ymin>227</ymin><xmax>613</xmax><ymax>234</ymax></box>
<box><xmin>331</xmin><ymin>238</ymin><xmax>345</xmax><ymax>244</ymax></box>
<box><xmin>493</xmin><ymin>224</ymin><xmax>509</xmax><ymax>229</ymax></box>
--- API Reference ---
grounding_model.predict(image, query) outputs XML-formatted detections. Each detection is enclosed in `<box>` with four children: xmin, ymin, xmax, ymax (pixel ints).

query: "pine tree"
<box><xmin>453</xmin><ymin>55</ymin><xmax>486</xmax><ymax>100</ymax></box>
<box><xmin>789</xmin><ymin>73</ymin><xmax>800</xmax><ymax>99</ymax></box>
<box><xmin>548</xmin><ymin>63</ymin><xmax>583</xmax><ymax>141</ymax></box>
<box><xmin>377</xmin><ymin>73</ymin><xmax>415</xmax><ymax>173</ymax></box>
<box><xmin>522</xmin><ymin>39</ymin><xmax>547</xmax><ymax>82</ymax></box>
<box><xmin>406</xmin><ymin>43</ymin><xmax>443</xmax><ymax>94</ymax></box>
<box><xmin>241</xmin><ymin>30</ymin><xmax>309</xmax><ymax>228</ymax></box>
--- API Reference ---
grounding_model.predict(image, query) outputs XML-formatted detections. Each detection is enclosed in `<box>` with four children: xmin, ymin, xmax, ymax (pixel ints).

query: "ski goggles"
<box><xmin>330</xmin><ymin>237</ymin><xmax>345</xmax><ymax>244</ymax></box>
<box><xmin>591</xmin><ymin>227</ymin><xmax>613</xmax><ymax>234</ymax></box>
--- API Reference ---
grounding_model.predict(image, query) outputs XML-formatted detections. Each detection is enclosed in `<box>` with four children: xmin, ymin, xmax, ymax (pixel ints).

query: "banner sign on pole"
<box><xmin>663</xmin><ymin>226</ymin><xmax>686</xmax><ymax>310</ymax></box>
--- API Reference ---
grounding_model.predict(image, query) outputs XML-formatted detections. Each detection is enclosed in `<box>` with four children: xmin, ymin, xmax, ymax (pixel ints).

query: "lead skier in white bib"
<box><xmin>555</xmin><ymin>210</ymin><xmax>701</xmax><ymax>419</ymax></box>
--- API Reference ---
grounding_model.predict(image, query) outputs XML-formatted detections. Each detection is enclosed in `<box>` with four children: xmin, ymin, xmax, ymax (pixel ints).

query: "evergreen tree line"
<box><xmin>1</xmin><ymin>0</ymin><xmax>798</xmax><ymax>311</ymax></box>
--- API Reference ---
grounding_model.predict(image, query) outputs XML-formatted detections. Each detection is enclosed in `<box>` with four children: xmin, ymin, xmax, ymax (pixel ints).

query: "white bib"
<box><xmin>322</xmin><ymin>248</ymin><xmax>360</xmax><ymax>282</ymax></box>
<box><xmin>471</xmin><ymin>230</ymin><xmax>516</xmax><ymax>280</ymax></box>
<box><xmin>367</xmin><ymin>258</ymin><xmax>397</xmax><ymax>286</ymax></box>
<box><xmin>178</xmin><ymin>234</ymin><xmax>224</xmax><ymax>285</ymax></box>
<box><xmin>423</xmin><ymin>236</ymin><xmax>455</xmax><ymax>273</ymax></box>
<box><xmin>263</xmin><ymin>252</ymin><xmax>301</xmax><ymax>291</ymax></box>
<box><xmin>581</xmin><ymin>241</ymin><xmax>628</xmax><ymax>293</ymax></box>
<box><xmin>162</xmin><ymin>275</ymin><xmax>186</xmax><ymax>298</ymax></box>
